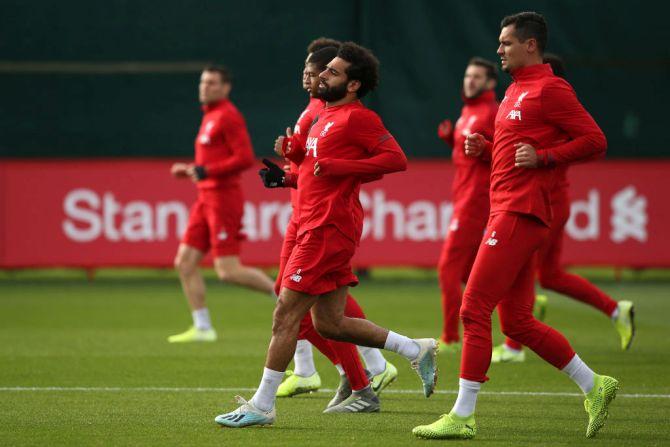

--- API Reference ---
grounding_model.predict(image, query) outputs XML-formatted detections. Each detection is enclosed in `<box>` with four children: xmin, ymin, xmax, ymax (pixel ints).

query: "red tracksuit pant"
<box><xmin>275</xmin><ymin>218</ymin><xmax>369</xmax><ymax>391</ymax></box>
<box><xmin>504</xmin><ymin>192</ymin><xmax>618</xmax><ymax>350</ymax></box>
<box><xmin>437</xmin><ymin>213</ymin><xmax>487</xmax><ymax>343</ymax></box>
<box><xmin>460</xmin><ymin>212</ymin><xmax>576</xmax><ymax>382</ymax></box>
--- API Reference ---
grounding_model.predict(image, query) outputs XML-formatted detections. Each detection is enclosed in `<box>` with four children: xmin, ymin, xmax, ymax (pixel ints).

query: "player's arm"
<box><xmin>534</xmin><ymin>81</ymin><xmax>607</xmax><ymax>167</ymax></box>
<box><xmin>196</xmin><ymin>112</ymin><xmax>255</xmax><ymax>179</ymax></box>
<box><xmin>315</xmin><ymin>112</ymin><xmax>407</xmax><ymax>177</ymax></box>
<box><xmin>274</xmin><ymin>127</ymin><xmax>307</xmax><ymax>165</ymax></box>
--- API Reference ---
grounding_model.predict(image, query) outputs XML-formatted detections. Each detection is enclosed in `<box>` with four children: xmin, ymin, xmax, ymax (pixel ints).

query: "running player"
<box><xmin>492</xmin><ymin>53</ymin><xmax>635</xmax><ymax>363</ymax></box>
<box><xmin>168</xmin><ymin>65</ymin><xmax>275</xmax><ymax>343</ymax></box>
<box><xmin>436</xmin><ymin>58</ymin><xmax>498</xmax><ymax>353</ymax></box>
<box><xmin>413</xmin><ymin>12</ymin><xmax>618</xmax><ymax>439</ymax></box>
<box><xmin>215</xmin><ymin>42</ymin><xmax>437</xmax><ymax>428</ymax></box>
<box><xmin>261</xmin><ymin>43</ymin><xmax>398</xmax><ymax>410</ymax></box>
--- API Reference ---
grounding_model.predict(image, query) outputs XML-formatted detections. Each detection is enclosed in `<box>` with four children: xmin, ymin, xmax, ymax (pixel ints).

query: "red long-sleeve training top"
<box><xmin>194</xmin><ymin>99</ymin><xmax>255</xmax><ymax>190</ymax></box>
<box><xmin>442</xmin><ymin>90</ymin><xmax>498</xmax><ymax>222</ymax></box>
<box><xmin>291</xmin><ymin>100</ymin><xmax>407</xmax><ymax>243</ymax></box>
<box><xmin>489</xmin><ymin>63</ymin><xmax>606</xmax><ymax>226</ymax></box>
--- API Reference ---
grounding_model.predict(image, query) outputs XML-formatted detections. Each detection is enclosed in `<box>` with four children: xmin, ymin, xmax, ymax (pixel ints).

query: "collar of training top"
<box><xmin>201</xmin><ymin>98</ymin><xmax>229</xmax><ymax>113</ymax></box>
<box><xmin>462</xmin><ymin>89</ymin><xmax>497</xmax><ymax>105</ymax></box>
<box><xmin>511</xmin><ymin>63</ymin><xmax>553</xmax><ymax>82</ymax></box>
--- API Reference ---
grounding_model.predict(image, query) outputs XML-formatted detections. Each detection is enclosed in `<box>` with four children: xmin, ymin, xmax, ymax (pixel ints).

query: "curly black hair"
<box><xmin>336</xmin><ymin>42</ymin><xmax>380</xmax><ymax>98</ymax></box>
<box><xmin>307</xmin><ymin>46</ymin><xmax>338</xmax><ymax>72</ymax></box>
<box><xmin>307</xmin><ymin>37</ymin><xmax>341</xmax><ymax>54</ymax></box>
<box><xmin>543</xmin><ymin>53</ymin><xmax>566</xmax><ymax>79</ymax></box>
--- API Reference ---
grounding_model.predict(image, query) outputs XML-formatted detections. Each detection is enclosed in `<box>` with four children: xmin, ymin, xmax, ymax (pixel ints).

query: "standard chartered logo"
<box><xmin>62</xmin><ymin>188</ymin><xmax>188</xmax><ymax>242</ymax></box>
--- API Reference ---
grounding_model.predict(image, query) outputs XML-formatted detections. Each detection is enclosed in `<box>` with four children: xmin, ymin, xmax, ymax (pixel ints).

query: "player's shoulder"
<box><xmin>220</xmin><ymin>100</ymin><xmax>246</xmax><ymax>122</ymax></box>
<box><xmin>541</xmin><ymin>74</ymin><xmax>575</xmax><ymax>93</ymax></box>
<box><xmin>346</xmin><ymin>103</ymin><xmax>384</xmax><ymax>126</ymax></box>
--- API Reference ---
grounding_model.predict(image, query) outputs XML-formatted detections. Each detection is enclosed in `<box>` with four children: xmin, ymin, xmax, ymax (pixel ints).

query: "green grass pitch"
<box><xmin>1</xmin><ymin>271</ymin><xmax>669</xmax><ymax>446</ymax></box>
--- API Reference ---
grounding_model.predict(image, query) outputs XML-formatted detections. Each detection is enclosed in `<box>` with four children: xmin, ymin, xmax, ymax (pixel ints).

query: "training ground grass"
<box><xmin>1</xmin><ymin>271</ymin><xmax>669</xmax><ymax>446</ymax></box>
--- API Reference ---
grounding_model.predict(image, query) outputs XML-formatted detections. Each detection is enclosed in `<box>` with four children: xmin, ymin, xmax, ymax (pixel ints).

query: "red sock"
<box><xmin>331</xmin><ymin>341</ymin><xmax>369</xmax><ymax>391</ymax></box>
<box><xmin>299</xmin><ymin>314</ymin><xmax>340</xmax><ymax>365</ymax></box>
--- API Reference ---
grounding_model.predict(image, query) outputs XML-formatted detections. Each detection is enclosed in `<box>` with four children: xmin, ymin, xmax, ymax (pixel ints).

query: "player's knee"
<box><xmin>271</xmin><ymin>302</ymin><xmax>298</xmax><ymax>336</ymax></box>
<box><xmin>500</xmin><ymin>317</ymin><xmax>533</xmax><ymax>341</ymax></box>
<box><xmin>215</xmin><ymin>264</ymin><xmax>241</xmax><ymax>283</ymax></box>
<box><xmin>174</xmin><ymin>255</ymin><xmax>196</xmax><ymax>276</ymax></box>
<box><xmin>537</xmin><ymin>268</ymin><xmax>560</xmax><ymax>289</ymax></box>
<box><xmin>312</xmin><ymin>317</ymin><xmax>341</xmax><ymax>340</ymax></box>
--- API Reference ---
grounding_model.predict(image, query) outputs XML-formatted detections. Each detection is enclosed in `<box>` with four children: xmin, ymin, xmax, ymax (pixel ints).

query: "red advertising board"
<box><xmin>0</xmin><ymin>159</ymin><xmax>667</xmax><ymax>268</ymax></box>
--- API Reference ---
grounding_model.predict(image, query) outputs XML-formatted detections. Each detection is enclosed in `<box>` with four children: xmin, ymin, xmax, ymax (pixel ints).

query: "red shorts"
<box><xmin>281</xmin><ymin>225</ymin><xmax>358</xmax><ymax>296</ymax></box>
<box><xmin>182</xmin><ymin>188</ymin><xmax>245</xmax><ymax>257</ymax></box>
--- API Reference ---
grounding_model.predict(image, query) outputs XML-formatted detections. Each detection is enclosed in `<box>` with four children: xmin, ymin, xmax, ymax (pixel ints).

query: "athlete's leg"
<box><xmin>537</xmin><ymin>216</ymin><xmax>617</xmax><ymax>316</ymax></box>
<box><xmin>437</xmin><ymin>216</ymin><xmax>484</xmax><ymax>345</ymax></box>
<box><xmin>214</xmin><ymin>256</ymin><xmax>275</xmax><ymax>295</ymax></box>
<box><xmin>174</xmin><ymin>243</ymin><xmax>207</xmax><ymax>312</ymax></box>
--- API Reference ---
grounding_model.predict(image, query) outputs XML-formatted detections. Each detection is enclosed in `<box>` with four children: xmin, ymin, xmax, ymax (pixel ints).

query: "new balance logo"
<box><xmin>484</xmin><ymin>231</ymin><xmax>498</xmax><ymax>246</ymax></box>
<box><xmin>506</xmin><ymin>110</ymin><xmax>522</xmax><ymax>120</ymax></box>
<box><xmin>320</xmin><ymin>121</ymin><xmax>335</xmax><ymax>136</ymax></box>
<box><xmin>290</xmin><ymin>269</ymin><xmax>303</xmax><ymax>283</ymax></box>
<box><xmin>217</xmin><ymin>230</ymin><xmax>228</xmax><ymax>241</ymax></box>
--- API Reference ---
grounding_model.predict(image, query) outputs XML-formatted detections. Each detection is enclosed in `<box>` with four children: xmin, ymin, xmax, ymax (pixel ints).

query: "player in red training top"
<box><xmin>168</xmin><ymin>65</ymin><xmax>275</xmax><ymax>343</ymax></box>
<box><xmin>216</xmin><ymin>42</ymin><xmax>438</xmax><ymax>428</ymax></box>
<box><xmin>435</xmin><ymin>58</ymin><xmax>499</xmax><ymax>353</ymax></box>
<box><xmin>493</xmin><ymin>54</ymin><xmax>635</xmax><ymax>362</ymax></box>
<box><xmin>261</xmin><ymin>42</ymin><xmax>398</xmax><ymax>410</ymax></box>
<box><xmin>414</xmin><ymin>13</ymin><xmax>618</xmax><ymax>440</ymax></box>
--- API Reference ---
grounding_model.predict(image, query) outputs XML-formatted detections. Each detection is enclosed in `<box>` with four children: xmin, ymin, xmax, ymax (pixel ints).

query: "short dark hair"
<box><xmin>307</xmin><ymin>46</ymin><xmax>338</xmax><ymax>72</ymax></box>
<box><xmin>307</xmin><ymin>37</ymin><xmax>341</xmax><ymax>54</ymax></box>
<box><xmin>500</xmin><ymin>11</ymin><xmax>548</xmax><ymax>53</ymax></box>
<box><xmin>468</xmin><ymin>57</ymin><xmax>498</xmax><ymax>81</ymax></box>
<box><xmin>543</xmin><ymin>53</ymin><xmax>566</xmax><ymax>79</ymax></box>
<box><xmin>336</xmin><ymin>42</ymin><xmax>380</xmax><ymax>98</ymax></box>
<box><xmin>202</xmin><ymin>64</ymin><xmax>232</xmax><ymax>83</ymax></box>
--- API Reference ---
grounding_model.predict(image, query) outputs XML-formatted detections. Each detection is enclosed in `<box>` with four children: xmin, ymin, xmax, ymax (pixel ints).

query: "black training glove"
<box><xmin>193</xmin><ymin>165</ymin><xmax>208</xmax><ymax>180</ymax></box>
<box><xmin>258</xmin><ymin>158</ymin><xmax>285</xmax><ymax>188</ymax></box>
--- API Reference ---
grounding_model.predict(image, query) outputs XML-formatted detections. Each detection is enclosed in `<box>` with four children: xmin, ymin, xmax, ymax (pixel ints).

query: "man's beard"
<box><xmin>465</xmin><ymin>85</ymin><xmax>486</xmax><ymax>99</ymax></box>
<box><xmin>318</xmin><ymin>81</ymin><xmax>348</xmax><ymax>102</ymax></box>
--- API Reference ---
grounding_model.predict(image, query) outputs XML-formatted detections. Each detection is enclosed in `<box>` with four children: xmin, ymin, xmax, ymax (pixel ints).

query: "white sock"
<box><xmin>610</xmin><ymin>307</ymin><xmax>619</xmax><ymax>320</ymax></box>
<box><xmin>384</xmin><ymin>331</ymin><xmax>420</xmax><ymax>361</ymax></box>
<box><xmin>358</xmin><ymin>346</ymin><xmax>387</xmax><ymax>376</ymax></box>
<box><xmin>335</xmin><ymin>364</ymin><xmax>345</xmax><ymax>376</ymax></box>
<box><xmin>251</xmin><ymin>367</ymin><xmax>284</xmax><ymax>412</ymax></box>
<box><xmin>451</xmin><ymin>378</ymin><xmax>481</xmax><ymax>417</ymax></box>
<box><xmin>192</xmin><ymin>308</ymin><xmax>212</xmax><ymax>331</ymax></box>
<box><xmin>293</xmin><ymin>340</ymin><xmax>316</xmax><ymax>377</ymax></box>
<box><xmin>562</xmin><ymin>354</ymin><xmax>595</xmax><ymax>394</ymax></box>
<box><xmin>503</xmin><ymin>344</ymin><xmax>523</xmax><ymax>354</ymax></box>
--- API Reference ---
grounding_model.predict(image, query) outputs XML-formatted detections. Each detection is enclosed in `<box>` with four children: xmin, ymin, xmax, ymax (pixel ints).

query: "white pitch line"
<box><xmin>0</xmin><ymin>387</ymin><xmax>668</xmax><ymax>399</ymax></box>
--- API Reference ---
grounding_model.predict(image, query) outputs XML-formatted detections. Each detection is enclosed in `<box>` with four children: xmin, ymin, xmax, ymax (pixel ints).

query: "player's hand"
<box><xmin>274</xmin><ymin>127</ymin><xmax>294</xmax><ymax>157</ymax></box>
<box><xmin>171</xmin><ymin>162</ymin><xmax>189</xmax><ymax>179</ymax></box>
<box><xmin>258</xmin><ymin>158</ymin><xmax>285</xmax><ymax>188</ymax></box>
<box><xmin>314</xmin><ymin>161</ymin><xmax>321</xmax><ymax>176</ymax></box>
<box><xmin>437</xmin><ymin>119</ymin><xmax>453</xmax><ymax>141</ymax></box>
<box><xmin>464</xmin><ymin>133</ymin><xmax>486</xmax><ymax>157</ymax></box>
<box><xmin>514</xmin><ymin>143</ymin><xmax>539</xmax><ymax>168</ymax></box>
